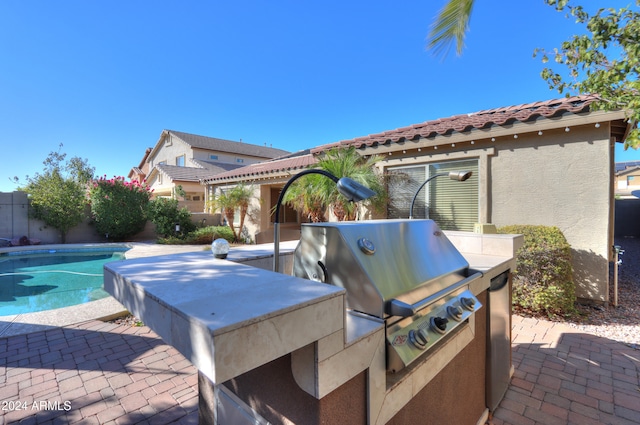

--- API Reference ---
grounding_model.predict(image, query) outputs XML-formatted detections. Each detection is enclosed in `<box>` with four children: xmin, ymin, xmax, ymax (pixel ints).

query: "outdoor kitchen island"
<box><xmin>104</xmin><ymin>226</ymin><xmax>522</xmax><ymax>425</ymax></box>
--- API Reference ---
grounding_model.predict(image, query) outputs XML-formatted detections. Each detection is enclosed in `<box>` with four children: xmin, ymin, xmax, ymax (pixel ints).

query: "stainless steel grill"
<box><xmin>293</xmin><ymin>219</ymin><xmax>482</xmax><ymax>373</ymax></box>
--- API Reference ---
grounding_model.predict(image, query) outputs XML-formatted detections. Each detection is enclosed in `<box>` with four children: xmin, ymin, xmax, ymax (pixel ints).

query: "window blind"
<box><xmin>387</xmin><ymin>166</ymin><xmax>426</xmax><ymax>219</ymax></box>
<box><xmin>428</xmin><ymin>160</ymin><xmax>478</xmax><ymax>231</ymax></box>
<box><xmin>387</xmin><ymin>159</ymin><xmax>478</xmax><ymax>231</ymax></box>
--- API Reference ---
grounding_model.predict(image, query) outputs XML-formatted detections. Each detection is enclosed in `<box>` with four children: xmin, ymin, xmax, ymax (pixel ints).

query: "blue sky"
<box><xmin>1</xmin><ymin>0</ymin><xmax>638</xmax><ymax>192</ymax></box>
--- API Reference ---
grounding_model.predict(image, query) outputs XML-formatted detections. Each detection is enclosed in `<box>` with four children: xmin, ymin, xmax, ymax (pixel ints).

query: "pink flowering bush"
<box><xmin>88</xmin><ymin>176</ymin><xmax>153</xmax><ymax>240</ymax></box>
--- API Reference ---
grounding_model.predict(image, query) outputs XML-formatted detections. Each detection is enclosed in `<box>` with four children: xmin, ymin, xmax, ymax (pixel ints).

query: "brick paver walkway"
<box><xmin>0</xmin><ymin>320</ymin><xmax>197</xmax><ymax>424</ymax></box>
<box><xmin>1</xmin><ymin>315</ymin><xmax>638</xmax><ymax>424</ymax></box>
<box><xmin>491</xmin><ymin>316</ymin><xmax>640</xmax><ymax>425</ymax></box>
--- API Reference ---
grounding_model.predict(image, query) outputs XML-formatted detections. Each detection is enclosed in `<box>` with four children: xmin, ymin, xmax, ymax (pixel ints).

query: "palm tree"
<box><xmin>283</xmin><ymin>147</ymin><xmax>387</xmax><ymax>221</ymax></box>
<box><xmin>427</xmin><ymin>0</ymin><xmax>475</xmax><ymax>56</ymax></box>
<box><xmin>215</xmin><ymin>190</ymin><xmax>238</xmax><ymax>240</ymax></box>
<box><xmin>214</xmin><ymin>183</ymin><xmax>254</xmax><ymax>241</ymax></box>
<box><xmin>280</xmin><ymin>177</ymin><xmax>327</xmax><ymax>222</ymax></box>
<box><xmin>233</xmin><ymin>183</ymin><xmax>253</xmax><ymax>241</ymax></box>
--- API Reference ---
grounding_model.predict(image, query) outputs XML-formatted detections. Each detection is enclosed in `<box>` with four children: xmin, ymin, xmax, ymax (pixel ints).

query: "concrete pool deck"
<box><xmin>0</xmin><ymin>242</ymin><xmax>208</xmax><ymax>338</ymax></box>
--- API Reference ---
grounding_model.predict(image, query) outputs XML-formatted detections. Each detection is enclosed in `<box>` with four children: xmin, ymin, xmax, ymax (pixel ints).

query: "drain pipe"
<box><xmin>612</xmin><ymin>245</ymin><xmax>624</xmax><ymax>307</ymax></box>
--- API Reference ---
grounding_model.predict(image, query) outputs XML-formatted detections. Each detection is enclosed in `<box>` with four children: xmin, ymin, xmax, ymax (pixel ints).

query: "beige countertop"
<box><xmin>103</xmin><ymin>232</ymin><xmax>522</xmax><ymax>413</ymax></box>
<box><xmin>104</xmin><ymin>241</ymin><xmax>345</xmax><ymax>384</ymax></box>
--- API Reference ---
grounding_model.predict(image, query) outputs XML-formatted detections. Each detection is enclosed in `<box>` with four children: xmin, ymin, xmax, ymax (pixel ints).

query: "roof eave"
<box><xmin>147</xmin><ymin>130</ymin><xmax>171</xmax><ymax>163</ymax></box>
<box><xmin>327</xmin><ymin>110</ymin><xmax>630</xmax><ymax>156</ymax></box>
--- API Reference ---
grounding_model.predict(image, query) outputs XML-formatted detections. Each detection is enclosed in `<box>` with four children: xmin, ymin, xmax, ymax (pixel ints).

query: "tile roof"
<box><xmin>311</xmin><ymin>94</ymin><xmax>602</xmax><ymax>153</ymax></box>
<box><xmin>190</xmin><ymin>159</ymin><xmax>245</xmax><ymax>173</ymax></box>
<box><xmin>203</xmin><ymin>151</ymin><xmax>317</xmax><ymax>183</ymax></box>
<box><xmin>156</xmin><ymin>164</ymin><xmax>220</xmax><ymax>182</ymax></box>
<box><xmin>203</xmin><ymin>95</ymin><xmax>629</xmax><ymax>184</ymax></box>
<box><xmin>168</xmin><ymin>130</ymin><xmax>290</xmax><ymax>159</ymax></box>
<box><xmin>615</xmin><ymin>161</ymin><xmax>640</xmax><ymax>173</ymax></box>
<box><xmin>616</xmin><ymin>165</ymin><xmax>640</xmax><ymax>176</ymax></box>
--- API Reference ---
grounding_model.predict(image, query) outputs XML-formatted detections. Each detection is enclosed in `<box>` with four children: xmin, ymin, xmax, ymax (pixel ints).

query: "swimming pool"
<box><xmin>0</xmin><ymin>247</ymin><xmax>128</xmax><ymax>316</ymax></box>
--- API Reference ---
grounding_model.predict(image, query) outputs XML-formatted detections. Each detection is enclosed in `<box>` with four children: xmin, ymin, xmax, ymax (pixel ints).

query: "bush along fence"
<box><xmin>0</xmin><ymin>190</ymin><xmax>223</xmax><ymax>245</ymax></box>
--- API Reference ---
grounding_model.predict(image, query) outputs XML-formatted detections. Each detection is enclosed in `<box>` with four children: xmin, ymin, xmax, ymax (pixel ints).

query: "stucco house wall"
<box><xmin>489</xmin><ymin>125</ymin><xmax>613</xmax><ymax>302</ymax></box>
<box><xmin>150</xmin><ymin>141</ymin><xmax>266</xmax><ymax>169</ymax></box>
<box><xmin>363</xmin><ymin>119</ymin><xmax>614</xmax><ymax>303</ymax></box>
<box><xmin>146</xmin><ymin>173</ymin><xmax>175</xmax><ymax>197</ymax></box>
<box><xmin>148</xmin><ymin>134</ymin><xmax>188</xmax><ymax>168</ymax></box>
<box><xmin>202</xmin><ymin>96</ymin><xmax>630</xmax><ymax>304</ymax></box>
<box><xmin>335</xmin><ymin>99</ymin><xmax>627</xmax><ymax>305</ymax></box>
<box><xmin>368</xmin><ymin>123</ymin><xmax>613</xmax><ymax>302</ymax></box>
<box><xmin>192</xmin><ymin>147</ymin><xmax>266</xmax><ymax>166</ymax></box>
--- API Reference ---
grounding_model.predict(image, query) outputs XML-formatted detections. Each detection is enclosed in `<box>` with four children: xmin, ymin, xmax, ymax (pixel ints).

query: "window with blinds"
<box><xmin>387</xmin><ymin>159</ymin><xmax>478</xmax><ymax>231</ymax></box>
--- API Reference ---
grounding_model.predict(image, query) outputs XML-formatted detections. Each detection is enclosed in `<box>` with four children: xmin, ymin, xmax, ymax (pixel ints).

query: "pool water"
<box><xmin>0</xmin><ymin>249</ymin><xmax>127</xmax><ymax>316</ymax></box>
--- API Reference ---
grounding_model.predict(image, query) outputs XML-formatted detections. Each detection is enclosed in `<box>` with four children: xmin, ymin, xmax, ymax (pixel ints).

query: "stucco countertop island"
<box><xmin>104</xmin><ymin>241</ymin><xmax>347</xmax><ymax>385</ymax></box>
<box><xmin>104</xmin><ymin>232</ymin><xmax>522</xmax><ymax>424</ymax></box>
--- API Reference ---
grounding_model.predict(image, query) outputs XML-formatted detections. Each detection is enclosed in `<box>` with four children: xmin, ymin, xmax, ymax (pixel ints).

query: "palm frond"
<box><xmin>427</xmin><ymin>0</ymin><xmax>475</xmax><ymax>57</ymax></box>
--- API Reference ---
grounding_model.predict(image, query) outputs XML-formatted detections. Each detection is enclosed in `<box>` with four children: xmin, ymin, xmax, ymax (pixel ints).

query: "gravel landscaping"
<box><xmin>548</xmin><ymin>237</ymin><xmax>640</xmax><ymax>350</ymax></box>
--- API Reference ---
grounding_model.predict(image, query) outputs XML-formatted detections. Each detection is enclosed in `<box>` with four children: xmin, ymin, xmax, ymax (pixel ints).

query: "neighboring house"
<box><xmin>203</xmin><ymin>95</ymin><xmax>633</xmax><ymax>305</ymax></box>
<box><xmin>131</xmin><ymin>130</ymin><xmax>290</xmax><ymax>212</ymax></box>
<box><xmin>614</xmin><ymin>161</ymin><xmax>640</xmax><ymax>198</ymax></box>
<box><xmin>204</xmin><ymin>149</ymin><xmax>318</xmax><ymax>242</ymax></box>
<box><xmin>127</xmin><ymin>147</ymin><xmax>152</xmax><ymax>185</ymax></box>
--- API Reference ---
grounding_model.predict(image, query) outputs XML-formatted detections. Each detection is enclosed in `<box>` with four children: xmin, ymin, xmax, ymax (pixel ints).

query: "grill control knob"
<box><xmin>430</xmin><ymin>316</ymin><xmax>448</xmax><ymax>334</ymax></box>
<box><xmin>409</xmin><ymin>329</ymin><xmax>429</xmax><ymax>350</ymax></box>
<box><xmin>357</xmin><ymin>238</ymin><xmax>376</xmax><ymax>255</ymax></box>
<box><xmin>460</xmin><ymin>297</ymin><xmax>477</xmax><ymax>311</ymax></box>
<box><xmin>447</xmin><ymin>305</ymin><xmax>463</xmax><ymax>321</ymax></box>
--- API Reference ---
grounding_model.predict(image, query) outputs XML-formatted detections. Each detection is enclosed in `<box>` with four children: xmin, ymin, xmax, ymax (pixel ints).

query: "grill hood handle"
<box><xmin>387</xmin><ymin>299</ymin><xmax>418</xmax><ymax>318</ymax></box>
<box><xmin>385</xmin><ymin>271</ymin><xmax>483</xmax><ymax>318</ymax></box>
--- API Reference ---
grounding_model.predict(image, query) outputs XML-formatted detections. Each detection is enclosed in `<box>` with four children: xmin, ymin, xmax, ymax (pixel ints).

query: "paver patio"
<box><xmin>1</xmin><ymin>315</ymin><xmax>638</xmax><ymax>424</ymax></box>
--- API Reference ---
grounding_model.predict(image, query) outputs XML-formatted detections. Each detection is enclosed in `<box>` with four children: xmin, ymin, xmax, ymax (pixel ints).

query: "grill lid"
<box><xmin>293</xmin><ymin>219</ymin><xmax>470</xmax><ymax>318</ymax></box>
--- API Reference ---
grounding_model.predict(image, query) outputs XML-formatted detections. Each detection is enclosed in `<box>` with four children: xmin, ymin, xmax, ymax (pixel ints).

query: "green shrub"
<box><xmin>186</xmin><ymin>225</ymin><xmax>235</xmax><ymax>244</ymax></box>
<box><xmin>88</xmin><ymin>176</ymin><xmax>152</xmax><ymax>241</ymax></box>
<box><xmin>147</xmin><ymin>197</ymin><xmax>196</xmax><ymax>237</ymax></box>
<box><xmin>16</xmin><ymin>146</ymin><xmax>94</xmax><ymax>243</ymax></box>
<box><xmin>158</xmin><ymin>226</ymin><xmax>235</xmax><ymax>245</ymax></box>
<box><xmin>498</xmin><ymin>225</ymin><xmax>576</xmax><ymax>317</ymax></box>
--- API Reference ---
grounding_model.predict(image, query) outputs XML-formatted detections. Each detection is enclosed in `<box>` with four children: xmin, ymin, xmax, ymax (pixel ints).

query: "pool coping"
<box><xmin>0</xmin><ymin>242</ymin><xmax>131</xmax><ymax>256</ymax></box>
<box><xmin>0</xmin><ymin>242</ymin><xmax>208</xmax><ymax>337</ymax></box>
<box><xmin>0</xmin><ymin>296</ymin><xmax>129</xmax><ymax>337</ymax></box>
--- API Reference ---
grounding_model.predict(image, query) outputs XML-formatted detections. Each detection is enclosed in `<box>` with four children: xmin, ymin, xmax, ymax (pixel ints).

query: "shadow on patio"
<box><xmin>490</xmin><ymin>315</ymin><xmax>640</xmax><ymax>425</ymax></box>
<box><xmin>1</xmin><ymin>314</ymin><xmax>638</xmax><ymax>425</ymax></box>
<box><xmin>0</xmin><ymin>319</ymin><xmax>198</xmax><ymax>424</ymax></box>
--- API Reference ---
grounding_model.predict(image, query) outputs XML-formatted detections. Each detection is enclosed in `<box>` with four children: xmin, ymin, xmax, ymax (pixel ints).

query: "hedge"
<box><xmin>158</xmin><ymin>225</ymin><xmax>235</xmax><ymax>245</ymax></box>
<box><xmin>498</xmin><ymin>225</ymin><xmax>576</xmax><ymax>317</ymax></box>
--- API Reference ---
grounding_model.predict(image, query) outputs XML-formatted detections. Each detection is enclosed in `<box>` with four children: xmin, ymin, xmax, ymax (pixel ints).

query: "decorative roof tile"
<box><xmin>191</xmin><ymin>159</ymin><xmax>245</xmax><ymax>173</ymax></box>
<box><xmin>156</xmin><ymin>164</ymin><xmax>219</xmax><ymax>182</ymax></box>
<box><xmin>168</xmin><ymin>130</ymin><xmax>290</xmax><ymax>159</ymax></box>
<box><xmin>311</xmin><ymin>94</ymin><xmax>600</xmax><ymax>152</ymax></box>
<box><xmin>203</xmin><ymin>95</ymin><xmax>628</xmax><ymax>184</ymax></box>
<box><xmin>203</xmin><ymin>152</ymin><xmax>317</xmax><ymax>183</ymax></box>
